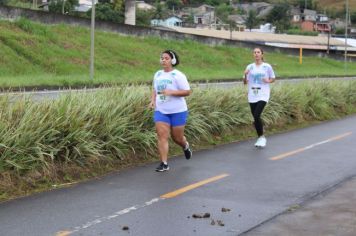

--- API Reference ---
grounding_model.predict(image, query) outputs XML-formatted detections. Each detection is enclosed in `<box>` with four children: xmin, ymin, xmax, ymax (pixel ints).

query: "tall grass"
<box><xmin>0</xmin><ymin>80</ymin><xmax>355</xmax><ymax>194</ymax></box>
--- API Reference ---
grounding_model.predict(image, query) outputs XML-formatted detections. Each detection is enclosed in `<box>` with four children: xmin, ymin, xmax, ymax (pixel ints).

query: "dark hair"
<box><xmin>162</xmin><ymin>50</ymin><xmax>180</xmax><ymax>66</ymax></box>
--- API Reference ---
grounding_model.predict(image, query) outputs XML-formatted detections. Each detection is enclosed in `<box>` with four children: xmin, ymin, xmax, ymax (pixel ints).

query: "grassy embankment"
<box><xmin>0</xmin><ymin>18</ymin><xmax>355</xmax><ymax>89</ymax></box>
<box><xmin>0</xmin><ymin>79</ymin><xmax>355</xmax><ymax>202</ymax></box>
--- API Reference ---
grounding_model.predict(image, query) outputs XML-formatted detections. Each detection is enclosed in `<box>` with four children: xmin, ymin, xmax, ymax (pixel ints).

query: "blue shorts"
<box><xmin>154</xmin><ymin>111</ymin><xmax>188</xmax><ymax>127</ymax></box>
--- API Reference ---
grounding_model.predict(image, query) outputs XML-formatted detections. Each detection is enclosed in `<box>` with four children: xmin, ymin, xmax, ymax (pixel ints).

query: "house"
<box><xmin>195</xmin><ymin>4</ymin><xmax>215</xmax><ymax>14</ymax></box>
<box><xmin>67</xmin><ymin>0</ymin><xmax>99</xmax><ymax>12</ymax></box>
<box><xmin>75</xmin><ymin>0</ymin><xmax>95</xmax><ymax>12</ymax></box>
<box><xmin>291</xmin><ymin>7</ymin><xmax>330</xmax><ymax>33</ymax></box>
<box><xmin>39</xmin><ymin>0</ymin><xmax>94</xmax><ymax>12</ymax></box>
<box><xmin>315</xmin><ymin>21</ymin><xmax>331</xmax><ymax>33</ymax></box>
<box><xmin>228</xmin><ymin>14</ymin><xmax>246</xmax><ymax>31</ymax></box>
<box><xmin>330</xmin><ymin>18</ymin><xmax>346</xmax><ymax>29</ymax></box>
<box><xmin>247</xmin><ymin>23</ymin><xmax>276</xmax><ymax>33</ymax></box>
<box><xmin>291</xmin><ymin>7</ymin><xmax>301</xmax><ymax>23</ymax></box>
<box><xmin>350</xmin><ymin>28</ymin><xmax>356</xmax><ymax>37</ymax></box>
<box><xmin>178</xmin><ymin>4</ymin><xmax>216</xmax><ymax>28</ymax></box>
<box><xmin>301</xmin><ymin>21</ymin><xmax>314</xmax><ymax>31</ymax></box>
<box><xmin>302</xmin><ymin>9</ymin><xmax>317</xmax><ymax>21</ymax></box>
<box><xmin>192</xmin><ymin>4</ymin><xmax>215</xmax><ymax>26</ymax></box>
<box><xmin>291</xmin><ymin>7</ymin><xmax>317</xmax><ymax>23</ymax></box>
<box><xmin>151</xmin><ymin>16</ymin><xmax>183</xmax><ymax>27</ymax></box>
<box><xmin>317</xmin><ymin>14</ymin><xmax>329</xmax><ymax>22</ymax></box>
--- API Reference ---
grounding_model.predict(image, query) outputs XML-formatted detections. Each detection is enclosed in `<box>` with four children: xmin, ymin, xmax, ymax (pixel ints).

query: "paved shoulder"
<box><xmin>244</xmin><ymin>176</ymin><xmax>356</xmax><ymax>236</ymax></box>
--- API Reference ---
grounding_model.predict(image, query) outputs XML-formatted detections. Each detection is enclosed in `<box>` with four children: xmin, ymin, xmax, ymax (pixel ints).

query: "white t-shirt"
<box><xmin>153</xmin><ymin>69</ymin><xmax>190</xmax><ymax>114</ymax></box>
<box><xmin>245</xmin><ymin>62</ymin><xmax>276</xmax><ymax>103</ymax></box>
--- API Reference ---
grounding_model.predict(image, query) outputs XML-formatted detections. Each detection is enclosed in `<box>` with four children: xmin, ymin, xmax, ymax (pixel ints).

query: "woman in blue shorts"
<box><xmin>149</xmin><ymin>50</ymin><xmax>192</xmax><ymax>172</ymax></box>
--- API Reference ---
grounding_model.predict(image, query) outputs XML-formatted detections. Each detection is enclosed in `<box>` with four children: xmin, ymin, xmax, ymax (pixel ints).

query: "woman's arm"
<box><xmin>263</xmin><ymin>77</ymin><xmax>275</xmax><ymax>83</ymax></box>
<box><xmin>263</xmin><ymin>65</ymin><xmax>276</xmax><ymax>83</ymax></box>
<box><xmin>160</xmin><ymin>89</ymin><xmax>191</xmax><ymax>97</ymax></box>
<box><xmin>243</xmin><ymin>74</ymin><xmax>248</xmax><ymax>85</ymax></box>
<box><xmin>149</xmin><ymin>90</ymin><xmax>156</xmax><ymax>109</ymax></box>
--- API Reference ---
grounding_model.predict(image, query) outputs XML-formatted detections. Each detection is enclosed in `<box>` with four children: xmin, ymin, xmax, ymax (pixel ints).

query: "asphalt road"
<box><xmin>0</xmin><ymin>114</ymin><xmax>355</xmax><ymax>236</ymax></box>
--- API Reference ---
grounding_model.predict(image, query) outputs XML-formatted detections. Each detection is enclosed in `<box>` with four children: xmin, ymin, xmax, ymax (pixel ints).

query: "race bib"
<box><xmin>158</xmin><ymin>93</ymin><xmax>170</xmax><ymax>103</ymax></box>
<box><xmin>157</xmin><ymin>86</ymin><xmax>170</xmax><ymax>103</ymax></box>
<box><xmin>251</xmin><ymin>87</ymin><xmax>261</xmax><ymax>96</ymax></box>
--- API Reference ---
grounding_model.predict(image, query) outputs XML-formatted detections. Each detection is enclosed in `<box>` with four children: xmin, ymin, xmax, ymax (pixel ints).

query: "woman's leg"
<box><xmin>249</xmin><ymin>101</ymin><xmax>267</xmax><ymax>137</ymax></box>
<box><xmin>155</xmin><ymin>122</ymin><xmax>170</xmax><ymax>163</ymax></box>
<box><xmin>171</xmin><ymin>111</ymin><xmax>192</xmax><ymax>159</ymax></box>
<box><xmin>171</xmin><ymin>125</ymin><xmax>187</xmax><ymax>148</ymax></box>
<box><xmin>171</xmin><ymin>125</ymin><xmax>192</xmax><ymax>159</ymax></box>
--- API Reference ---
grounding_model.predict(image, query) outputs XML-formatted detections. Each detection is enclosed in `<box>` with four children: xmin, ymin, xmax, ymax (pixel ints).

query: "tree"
<box><xmin>266</xmin><ymin>3</ymin><xmax>291</xmax><ymax>33</ymax></box>
<box><xmin>351</xmin><ymin>12</ymin><xmax>356</xmax><ymax>25</ymax></box>
<box><xmin>245</xmin><ymin>10</ymin><xmax>258</xmax><ymax>30</ymax></box>
<box><xmin>166</xmin><ymin>0</ymin><xmax>182</xmax><ymax>11</ymax></box>
<box><xmin>216</xmin><ymin>3</ymin><xmax>233</xmax><ymax>23</ymax></box>
<box><xmin>112</xmin><ymin>0</ymin><xmax>124</xmax><ymax>12</ymax></box>
<box><xmin>48</xmin><ymin>0</ymin><xmax>79</xmax><ymax>14</ymax></box>
<box><xmin>187</xmin><ymin>0</ymin><xmax>229</xmax><ymax>6</ymax></box>
<box><xmin>153</xmin><ymin>0</ymin><xmax>167</xmax><ymax>19</ymax></box>
<box><xmin>0</xmin><ymin>0</ymin><xmax>8</xmax><ymax>5</ymax></box>
<box><xmin>298</xmin><ymin>0</ymin><xmax>314</xmax><ymax>9</ymax></box>
<box><xmin>87</xmin><ymin>2</ymin><xmax>124</xmax><ymax>23</ymax></box>
<box><xmin>136</xmin><ymin>8</ymin><xmax>155</xmax><ymax>26</ymax></box>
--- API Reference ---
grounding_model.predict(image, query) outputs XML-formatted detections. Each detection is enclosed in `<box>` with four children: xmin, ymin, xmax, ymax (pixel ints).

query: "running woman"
<box><xmin>244</xmin><ymin>47</ymin><xmax>276</xmax><ymax>148</ymax></box>
<box><xmin>149</xmin><ymin>50</ymin><xmax>192</xmax><ymax>172</ymax></box>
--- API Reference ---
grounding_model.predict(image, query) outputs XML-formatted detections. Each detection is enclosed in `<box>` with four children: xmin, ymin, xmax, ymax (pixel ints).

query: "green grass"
<box><xmin>0</xmin><ymin>18</ymin><xmax>355</xmax><ymax>88</ymax></box>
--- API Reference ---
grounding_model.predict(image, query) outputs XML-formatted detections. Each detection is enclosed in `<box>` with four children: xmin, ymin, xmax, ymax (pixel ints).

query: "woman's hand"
<box><xmin>263</xmin><ymin>78</ymin><xmax>274</xmax><ymax>83</ymax></box>
<box><xmin>159</xmin><ymin>89</ymin><xmax>173</xmax><ymax>96</ymax></box>
<box><xmin>243</xmin><ymin>70</ymin><xmax>249</xmax><ymax>85</ymax></box>
<box><xmin>149</xmin><ymin>101</ymin><xmax>155</xmax><ymax>109</ymax></box>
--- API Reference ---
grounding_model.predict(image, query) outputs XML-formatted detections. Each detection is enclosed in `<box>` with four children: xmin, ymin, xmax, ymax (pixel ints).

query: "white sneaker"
<box><xmin>255</xmin><ymin>136</ymin><xmax>267</xmax><ymax>148</ymax></box>
<box><xmin>254</xmin><ymin>137</ymin><xmax>262</xmax><ymax>147</ymax></box>
<box><xmin>260</xmin><ymin>136</ymin><xmax>267</xmax><ymax>147</ymax></box>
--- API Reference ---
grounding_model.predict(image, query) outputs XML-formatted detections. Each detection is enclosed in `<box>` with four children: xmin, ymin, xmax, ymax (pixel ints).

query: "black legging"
<box><xmin>249</xmin><ymin>101</ymin><xmax>267</xmax><ymax>137</ymax></box>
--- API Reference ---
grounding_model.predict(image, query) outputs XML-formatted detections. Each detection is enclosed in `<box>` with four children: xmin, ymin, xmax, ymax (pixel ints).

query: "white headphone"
<box><xmin>160</xmin><ymin>51</ymin><xmax>177</xmax><ymax>66</ymax></box>
<box><xmin>170</xmin><ymin>51</ymin><xmax>177</xmax><ymax>66</ymax></box>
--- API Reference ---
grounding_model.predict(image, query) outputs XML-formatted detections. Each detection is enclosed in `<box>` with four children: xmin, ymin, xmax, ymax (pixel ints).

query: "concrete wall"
<box><xmin>0</xmin><ymin>5</ymin><xmax>354</xmax><ymax>62</ymax></box>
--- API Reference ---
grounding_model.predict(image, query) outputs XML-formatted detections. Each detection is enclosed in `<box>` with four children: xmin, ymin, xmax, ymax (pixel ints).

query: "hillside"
<box><xmin>315</xmin><ymin>0</ymin><xmax>356</xmax><ymax>11</ymax></box>
<box><xmin>0</xmin><ymin>18</ymin><xmax>355</xmax><ymax>88</ymax></box>
<box><xmin>266</xmin><ymin>0</ymin><xmax>353</xmax><ymax>11</ymax></box>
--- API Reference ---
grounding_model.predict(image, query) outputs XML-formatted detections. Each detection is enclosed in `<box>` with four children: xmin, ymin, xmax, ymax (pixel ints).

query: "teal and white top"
<box><xmin>245</xmin><ymin>62</ymin><xmax>276</xmax><ymax>103</ymax></box>
<box><xmin>153</xmin><ymin>69</ymin><xmax>190</xmax><ymax>114</ymax></box>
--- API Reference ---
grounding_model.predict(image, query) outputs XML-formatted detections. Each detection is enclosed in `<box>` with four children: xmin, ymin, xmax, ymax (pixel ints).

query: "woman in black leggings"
<box><xmin>244</xmin><ymin>48</ymin><xmax>276</xmax><ymax>147</ymax></box>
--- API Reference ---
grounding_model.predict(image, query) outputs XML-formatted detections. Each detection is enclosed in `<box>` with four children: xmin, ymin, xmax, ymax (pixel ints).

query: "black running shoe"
<box><xmin>183</xmin><ymin>147</ymin><xmax>192</xmax><ymax>160</ymax></box>
<box><xmin>155</xmin><ymin>162</ymin><xmax>169</xmax><ymax>172</ymax></box>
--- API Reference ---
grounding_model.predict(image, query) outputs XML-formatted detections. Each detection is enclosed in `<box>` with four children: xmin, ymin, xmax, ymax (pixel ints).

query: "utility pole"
<box><xmin>62</xmin><ymin>0</ymin><xmax>65</xmax><ymax>14</ymax></box>
<box><xmin>90</xmin><ymin>0</ymin><xmax>95</xmax><ymax>80</ymax></box>
<box><xmin>230</xmin><ymin>23</ymin><xmax>232</xmax><ymax>40</ymax></box>
<box><xmin>327</xmin><ymin>29</ymin><xmax>330</xmax><ymax>54</ymax></box>
<box><xmin>344</xmin><ymin>0</ymin><xmax>349</xmax><ymax>74</ymax></box>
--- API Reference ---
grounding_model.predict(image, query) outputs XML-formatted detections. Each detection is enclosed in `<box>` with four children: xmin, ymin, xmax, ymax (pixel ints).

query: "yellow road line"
<box><xmin>160</xmin><ymin>173</ymin><xmax>229</xmax><ymax>199</ymax></box>
<box><xmin>56</xmin><ymin>174</ymin><xmax>229</xmax><ymax>235</ymax></box>
<box><xmin>55</xmin><ymin>231</ymin><xmax>72</xmax><ymax>236</ymax></box>
<box><xmin>270</xmin><ymin>132</ymin><xmax>352</xmax><ymax>161</ymax></box>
